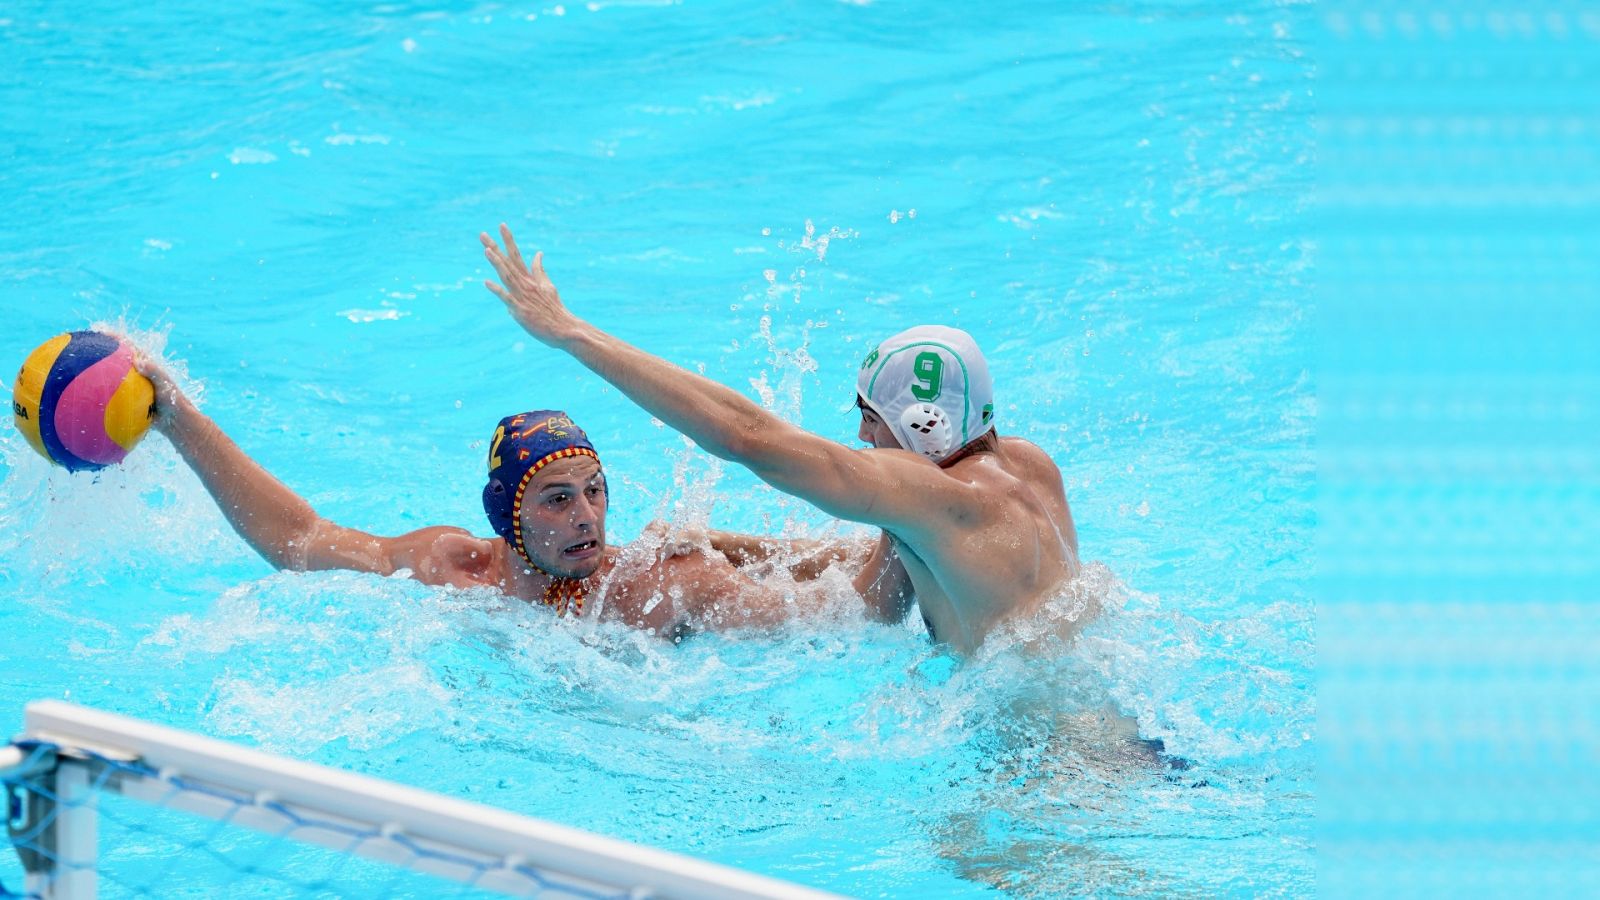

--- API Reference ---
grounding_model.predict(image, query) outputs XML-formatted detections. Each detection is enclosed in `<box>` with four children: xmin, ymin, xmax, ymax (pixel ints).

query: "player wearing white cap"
<box><xmin>481</xmin><ymin>225</ymin><xmax>1084</xmax><ymax>653</ymax></box>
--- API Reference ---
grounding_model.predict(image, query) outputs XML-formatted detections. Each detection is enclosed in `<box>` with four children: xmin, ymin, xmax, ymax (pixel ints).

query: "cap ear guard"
<box><xmin>897</xmin><ymin>403</ymin><xmax>954</xmax><ymax>459</ymax></box>
<box><xmin>483</xmin><ymin>478</ymin><xmax>516</xmax><ymax>543</ymax></box>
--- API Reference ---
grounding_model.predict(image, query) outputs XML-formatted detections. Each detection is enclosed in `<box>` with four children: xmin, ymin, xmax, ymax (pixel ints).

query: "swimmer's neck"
<box><xmin>492</xmin><ymin>540</ymin><xmax>611</xmax><ymax>606</ymax></box>
<box><xmin>936</xmin><ymin>430</ymin><xmax>1000</xmax><ymax>469</ymax></box>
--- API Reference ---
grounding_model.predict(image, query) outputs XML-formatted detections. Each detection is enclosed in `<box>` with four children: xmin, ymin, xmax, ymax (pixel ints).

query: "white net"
<box><xmin>4</xmin><ymin>743</ymin><xmax>617</xmax><ymax>898</ymax></box>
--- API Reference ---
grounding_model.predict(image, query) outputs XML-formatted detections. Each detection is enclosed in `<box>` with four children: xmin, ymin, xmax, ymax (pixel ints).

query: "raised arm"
<box><xmin>142</xmin><ymin>360</ymin><xmax>487</xmax><ymax>583</ymax></box>
<box><xmin>480</xmin><ymin>225</ymin><xmax>982</xmax><ymax>533</ymax></box>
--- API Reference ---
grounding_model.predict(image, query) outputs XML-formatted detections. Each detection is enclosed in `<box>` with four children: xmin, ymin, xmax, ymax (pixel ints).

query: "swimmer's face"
<box><xmin>518</xmin><ymin>456</ymin><xmax>608</xmax><ymax>578</ymax></box>
<box><xmin>856</xmin><ymin>398</ymin><xmax>900</xmax><ymax>450</ymax></box>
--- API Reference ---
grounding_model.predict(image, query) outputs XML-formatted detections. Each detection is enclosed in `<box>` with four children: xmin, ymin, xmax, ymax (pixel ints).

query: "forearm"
<box><xmin>707</xmin><ymin>530</ymin><xmax>794</xmax><ymax>566</ymax></box>
<box><xmin>854</xmin><ymin>533</ymin><xmax>915</xmax><ymax>623</ymax></box>
<box><xmin>708</xmin><ymin>530</ymin><xmax>858</xmax><ymax>581</ymax></box>
<box><xmin>786</xmin><ymin>542</ymin><xmax>856</xmax><ymax>582</ymax></box>
<box><xmin>558</xmin><ymin>322</ymin><xmax>774</xmax><ymax>465</ymax></box>
<box><xmin>156</xmin><ymin>395</ymin><xmax>319</xmax><ymax>569</ymax></box>
<box><xmin>484</xmin><ymin>233</ymin><xmax>903</xmax><ymax>526</ymax></box>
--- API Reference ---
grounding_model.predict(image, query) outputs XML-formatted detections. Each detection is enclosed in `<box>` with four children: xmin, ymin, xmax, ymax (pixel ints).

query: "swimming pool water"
<box><xmin>1</xmin><ymin>0</ymin><xmax>1313</xmax><ymax>895</ymax></box>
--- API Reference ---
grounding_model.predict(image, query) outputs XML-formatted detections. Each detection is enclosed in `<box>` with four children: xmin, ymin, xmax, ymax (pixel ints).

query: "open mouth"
<box><xmin>562</xmin><ymin>539</ymin><xmax>599</xmax><ymax>558</ymax></box>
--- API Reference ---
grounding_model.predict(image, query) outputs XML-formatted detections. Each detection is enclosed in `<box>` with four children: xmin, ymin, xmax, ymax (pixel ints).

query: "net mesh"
<box><xmin>3</xmin><ymin>741</ymin><xmax>633</xmax><ymax>899</ymax></box>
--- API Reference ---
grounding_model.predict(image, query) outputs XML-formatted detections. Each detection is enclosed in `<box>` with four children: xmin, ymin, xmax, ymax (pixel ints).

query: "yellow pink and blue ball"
<box><xmin>11</xmin><ymin>331</ymin><xmax>156</xmax><ymax>472</ymax></box>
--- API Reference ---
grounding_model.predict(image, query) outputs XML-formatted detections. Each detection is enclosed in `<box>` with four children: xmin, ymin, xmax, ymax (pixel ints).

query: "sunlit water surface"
<box><xmin>1</xmin><ymin>0</ymin><xmax>1312</xmax><ymax>895</ymax></box>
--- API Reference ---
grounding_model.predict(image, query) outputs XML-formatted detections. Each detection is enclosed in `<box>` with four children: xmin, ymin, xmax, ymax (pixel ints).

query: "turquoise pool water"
<box><xmin>1</xmin><ymin>0</ymin><xmax>1313</xmax><ymax>895</ymax></box>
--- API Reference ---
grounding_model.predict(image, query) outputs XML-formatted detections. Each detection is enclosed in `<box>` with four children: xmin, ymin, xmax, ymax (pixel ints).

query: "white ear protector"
<box><xmin>897</xmin><ymin>403</ymin><xmax>954</xmax><ymax>459</ymax></box>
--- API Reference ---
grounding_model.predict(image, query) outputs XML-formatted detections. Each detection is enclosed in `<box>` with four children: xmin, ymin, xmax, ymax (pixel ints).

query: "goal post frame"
<box><xmin>6</xmin><ymin>700</ymin><xmax>841</xmax><ymax>900</ymax></box>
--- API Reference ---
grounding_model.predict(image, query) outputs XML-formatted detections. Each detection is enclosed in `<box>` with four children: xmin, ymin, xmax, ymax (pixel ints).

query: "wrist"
<box><xmin>551</xmin><ymin>317</ymin><xmax>597</xmax><ymax>353</ymax></box>
<box><xmin>152</xmin><ymin>390</ymin><xmax>197</xmax><ymax>437</ymax></box>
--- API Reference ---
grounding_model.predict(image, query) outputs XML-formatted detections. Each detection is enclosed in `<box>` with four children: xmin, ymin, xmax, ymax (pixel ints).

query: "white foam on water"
<box><xmin>324</xmin><ymin>133</ymin><xmax>391</xmax><ymax>146</ymax></box>
<box><xmin>336</xmin><ymin>308</ymin><xmax>409</xmax><ymax>322</ymax></box>
<box><xmin>227</xmin><ymin>147</ymin><xmax>278</xmax><ymax>165</ymax></box>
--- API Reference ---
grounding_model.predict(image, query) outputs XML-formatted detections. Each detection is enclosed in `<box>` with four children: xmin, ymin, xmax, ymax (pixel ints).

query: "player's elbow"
<box><xmin>258</xmin><ymin>514</ymin><xmax>325</xmax><ymax>571</ymax></box>
<box><xmin>258</xmin><ymin>543</ymin><xmax>309</xmax><ymax>572</ymax></box>
<box><xmin>711</xmin><ymin>416</ymin><xmax>778</xmax><ymax>463</ymax></box>
<box><xmin>695</xmin><ymin>431</ymin><xmax>740</xmax><ymax>462</ymax></box>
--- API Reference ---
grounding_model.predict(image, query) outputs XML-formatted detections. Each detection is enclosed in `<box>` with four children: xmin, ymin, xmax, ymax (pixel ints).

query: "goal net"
<box><xmin>2</xmin><ymin>701</ymin><xmax>836</xmax><ymax>900</ymax></box>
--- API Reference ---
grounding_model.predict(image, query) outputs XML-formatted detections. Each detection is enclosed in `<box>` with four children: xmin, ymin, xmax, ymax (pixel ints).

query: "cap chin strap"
<box><xmin>512</xmin><ymin>543</ymin><xmax>590</xmax><ymax>618</ymax></box>
<box><xmin>541</xmin><ymin>576</ymin><xmax>588</xmax><ymax>617</ymax></box>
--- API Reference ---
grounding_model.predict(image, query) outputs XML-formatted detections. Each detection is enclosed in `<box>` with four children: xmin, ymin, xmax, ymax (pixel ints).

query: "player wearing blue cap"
<box><xmin>138</xmin><ymin>362</ymin><xmax>849</xmax><ymax>637</ymax></box>
<box><xmin>482</xmin><ymin>224</ymin><xmax>1084</xmax><ymax>654</ymax></box>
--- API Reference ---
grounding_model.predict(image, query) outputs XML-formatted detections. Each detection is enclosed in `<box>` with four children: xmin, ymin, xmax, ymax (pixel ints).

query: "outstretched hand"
<box><xmin>481</xmin><ymin>224</ymin><xmax>579</xmax><ymax>345</ymax></box>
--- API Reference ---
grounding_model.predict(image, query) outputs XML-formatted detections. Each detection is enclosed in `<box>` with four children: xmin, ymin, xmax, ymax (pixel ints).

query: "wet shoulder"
<box><xmin>996</xmin><ymin>437</ymin><xmax>1065</xmax><ymax>489</ymax></box>
<box><xmin>949</xmin><ymin>437</ymin><xmax>1061</xmax><ymax>491</ymax></box>
<box><xmin>395</xmin><ymin>527</ymin><xmax>499</xmax><ymax>583</ymax></box>
<box><xmin>407</xmin><ymin>526</ymin><xmax>490</xmax><ymax>555</ymax></box>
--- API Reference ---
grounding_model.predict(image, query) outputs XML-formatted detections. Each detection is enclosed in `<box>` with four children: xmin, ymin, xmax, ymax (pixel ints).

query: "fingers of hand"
<box><xmin>499</xmin><ymin>223</ymin><xmax>527</xmax><ymax>270</ymax></box>
<box><xmin>132</xmin><ymin>353</ymin><xmax>166</xmax><ymax>383</ymax></box>
<box><xmin>483</xmin><ymin>246</ymin><xmax>514</xmax><ymax>282</ymax></box>
<box><xmin>484</xmin><ymin>279</ymin><xmax>512</xmax><ymax>302</ymax></box>
<box><xmin>480</xmin><ymin>231</ymin><xmax>518</xmax><ymax>277</ymax></box>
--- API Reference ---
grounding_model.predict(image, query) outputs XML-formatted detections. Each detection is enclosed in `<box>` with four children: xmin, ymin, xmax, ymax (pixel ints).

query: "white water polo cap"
<box><xmin>856</xmin><ymin>325</ymin><xmax>995</xmax><ymax>463</ymax></box>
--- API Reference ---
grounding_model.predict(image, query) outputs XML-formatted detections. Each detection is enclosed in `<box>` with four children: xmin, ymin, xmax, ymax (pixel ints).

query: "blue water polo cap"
<box><xmin>482</xmin><ymin>411</ymin><xmax>601</xmax><ymax>563</ymax></box>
